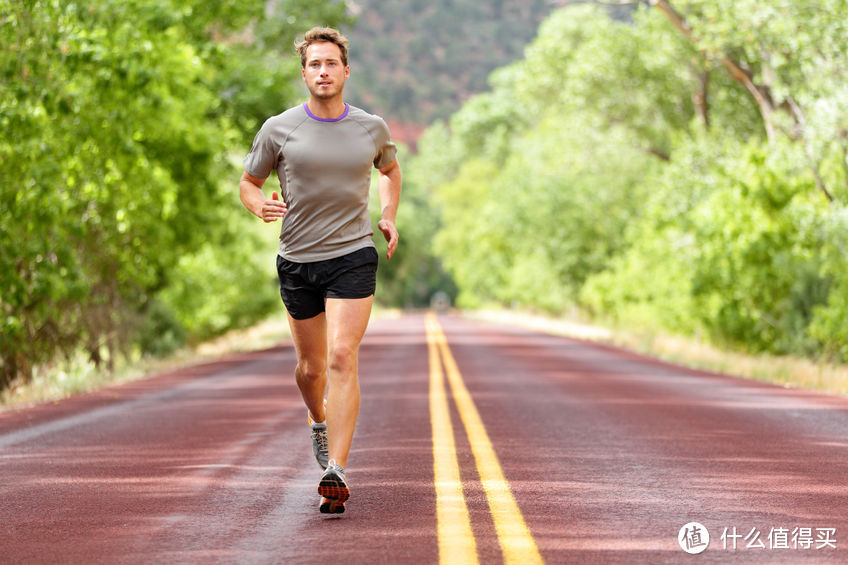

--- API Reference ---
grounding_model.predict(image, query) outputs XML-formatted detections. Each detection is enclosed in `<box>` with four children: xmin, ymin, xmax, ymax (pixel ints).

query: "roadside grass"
<box><xmin>468</xmin><ymin>309</ymin><xmax>848</xmax><ymax>397</ymax></box>
<box><xmin>5</xmin><ymin>306</ymin><xmax>846</xmax><ymax>411</ymax></box>
<box><xmin>1</xmin><ymin>312</ymin><xmax>292</xmax><ymax>411</ymax></box>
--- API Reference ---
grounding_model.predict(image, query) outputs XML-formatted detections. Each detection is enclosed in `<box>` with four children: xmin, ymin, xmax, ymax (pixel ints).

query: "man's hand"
<box><xmin>377</xmin><ymin>158</ymin><xmax>401</xmax><ymax>260</ymax></box>
<box><xmin>261</xmin><ymin>191</ymin><xmax>288</xmax><ymax>223</ymax></box>
<box><xmin>377</xmin><ymin>219</ymin><xmax>399</xmax><ymax>259</ymax></box>
<box><xmin>240</xmin><ymin>171</ymin><xmax>287</xmax><ymax>222</ymax></box>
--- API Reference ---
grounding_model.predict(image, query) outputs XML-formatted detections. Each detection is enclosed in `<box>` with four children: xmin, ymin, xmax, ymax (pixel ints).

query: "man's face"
<box><xmin>302</xmin><ymin>42</ymin><xmax>349</xmax><ymax>101</ymax></box>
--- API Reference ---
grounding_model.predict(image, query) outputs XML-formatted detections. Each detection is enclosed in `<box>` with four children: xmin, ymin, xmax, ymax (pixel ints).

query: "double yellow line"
<box><xmin>426</xmin><ymin>312</ymin><xmax>544</xmax><ymax>565</ymax></box>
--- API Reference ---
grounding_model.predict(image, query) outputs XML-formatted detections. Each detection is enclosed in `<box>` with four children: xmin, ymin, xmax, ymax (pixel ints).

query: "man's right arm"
<box><xmin>239</xmin><ymin>171</ymin><xmax>287</xmax><ymax>223</ymax></box>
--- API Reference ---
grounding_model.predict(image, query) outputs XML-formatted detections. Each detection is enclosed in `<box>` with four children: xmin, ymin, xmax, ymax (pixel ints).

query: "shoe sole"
<box><xmin>318</xmin><ymin>470</ymin><xmax>350</xmax><ymax>505</ymax></box>
<box><xmin>320</xmin><ymin>497</ymin><xmax>346</xmax><ymax>514</ymax></box>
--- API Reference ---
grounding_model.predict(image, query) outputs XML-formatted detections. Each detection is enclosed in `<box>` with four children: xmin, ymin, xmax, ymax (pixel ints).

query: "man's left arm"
<box><xmin>376</xmin><ymin>158</ymin><xmax>402</xmax><ymax>260</ymax></box>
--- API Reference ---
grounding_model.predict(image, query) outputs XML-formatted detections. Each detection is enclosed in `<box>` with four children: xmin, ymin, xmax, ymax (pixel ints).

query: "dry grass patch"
<box><xmin>468</xmin><ymin>309</ymin><xmax>848</xmax><ymax>397</ymax></box>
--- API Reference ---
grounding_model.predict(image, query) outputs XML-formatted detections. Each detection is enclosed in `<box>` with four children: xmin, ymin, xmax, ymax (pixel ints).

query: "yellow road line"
<box><xmin>429</xmin><ymin>312</ymin><xmax>545</xmax><ymax>565</ymax></box>
<box><xmin>427</xmin><ymin>314</ymin><xmax>479</xmax><ymax>565</ymax></box>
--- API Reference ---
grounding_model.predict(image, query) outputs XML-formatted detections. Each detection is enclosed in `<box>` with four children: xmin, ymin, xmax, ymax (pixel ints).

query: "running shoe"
<box><xmin>308</xmin><ymin>401</ymin><xmax>329</xmax><ymax>470</ymax></box>
<box><xmin>319</xmin><ymin>496</ymin><xmax>345</xmax><ymax>514</ymax></box>
<box><xmin>318</xmin><ymin>460</ymin><xmax>349</xmax><ymax>514</ymax></box>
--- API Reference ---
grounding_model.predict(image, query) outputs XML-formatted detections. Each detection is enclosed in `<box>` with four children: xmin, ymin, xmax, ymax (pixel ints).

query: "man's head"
<box><xmin>296</xmin><ymin>27</ymin><xmax>350</xmax><ymax>102</ymax></box>
<box><xmin>295</xmin><ymin>27</ymin><xmax>349</xmax><ymax>68</ymax></box>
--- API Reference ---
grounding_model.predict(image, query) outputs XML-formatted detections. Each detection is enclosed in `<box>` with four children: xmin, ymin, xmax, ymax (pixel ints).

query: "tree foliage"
<box><xmin>1</xmin><ymin>0</ymin><xmax>350</xmax><ymax>387</ymax></box>
<box><xmin>411</xmin><ymin>1</ymin><xmax>848</xmax><ymax>360</ymax></box>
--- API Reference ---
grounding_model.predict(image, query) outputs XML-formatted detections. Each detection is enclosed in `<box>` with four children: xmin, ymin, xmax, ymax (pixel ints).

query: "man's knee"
<box><xmin>296</xmin><ymin>360</ymin><xmax>327</xmax><ymax>383</ymax></box>
<box><xmin>328</xmin><ymin>345</ymin><xmax>358</xmax><ymax>376</ymax></box>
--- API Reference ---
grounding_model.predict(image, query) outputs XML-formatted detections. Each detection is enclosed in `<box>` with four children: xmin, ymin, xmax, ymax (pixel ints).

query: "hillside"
<box><xmin>343</xmin><ymin>0</ymin><xmax>551</xmax><ymax>144</ymax></box>
<box><xmin>343</xmin><ymin>1</ymin><xmax>634</xmax><ymax>145</ymax></box>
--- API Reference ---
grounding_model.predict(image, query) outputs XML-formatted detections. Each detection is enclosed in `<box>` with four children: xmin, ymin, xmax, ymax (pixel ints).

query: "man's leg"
<box><xmin>324</xmin><ymin>295</ymin><xmax>373</xmax><ymax>468</ymax></box>
<box><xmin>287</xmin><ymin>312</ymin><xmax>328</xmax><ymax>425</ymax></box>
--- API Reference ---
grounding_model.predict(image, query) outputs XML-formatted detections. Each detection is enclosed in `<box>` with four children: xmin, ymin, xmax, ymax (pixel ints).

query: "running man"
<box><xmin>239</xmin><ymin>26</ymin><xmax>401</xmax><ymax>514</ymax></box>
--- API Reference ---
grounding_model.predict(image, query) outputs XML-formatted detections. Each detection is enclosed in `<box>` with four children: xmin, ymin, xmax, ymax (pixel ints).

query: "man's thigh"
<box><xmin>287</xmin><ymin>311</ymin><xmax>328</xmax><ymax>366</ymax></box>
<box><xmin>325</xmin><ymin>296</ymin><xmax>374</xmax><ymax>351</ymax></box>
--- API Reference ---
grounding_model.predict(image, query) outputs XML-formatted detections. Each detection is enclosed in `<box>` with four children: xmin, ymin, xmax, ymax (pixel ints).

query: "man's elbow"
<box><xmin>379</xmin><ymin>158</ymin><xmax>400</xmax><ymax>176</ymax></box>
<box><xmin>241</xmin><ymin>171</ymin><xmax>267</xmax><ymax>188</ymax></box>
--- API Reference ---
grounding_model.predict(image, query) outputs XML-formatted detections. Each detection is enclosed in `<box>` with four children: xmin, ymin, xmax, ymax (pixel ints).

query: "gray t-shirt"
<box><xmin>244</xmin><ymin>103</ymin><xmax>397</xmax><ymax>262</ymax></box>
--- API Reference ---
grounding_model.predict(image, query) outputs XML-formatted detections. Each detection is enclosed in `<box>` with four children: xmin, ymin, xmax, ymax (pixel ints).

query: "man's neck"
<box><xmin>306</xmin><ymin>98</ymin><xmax>347</xmax><ymax>120</ymax></box>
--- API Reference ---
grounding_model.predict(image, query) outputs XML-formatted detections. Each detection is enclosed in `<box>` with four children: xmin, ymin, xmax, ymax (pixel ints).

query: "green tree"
<box><xmin>413</xmin><ymin>0</ymin><xmax>848</xmax><ymax>360</ymax></box>
<box><xmin>0</xmin><ymin>0</ymin><xmax>350</xmax><ymax>388</ymax></box>
<box><xmin>421</xmin><ymin>4</ymin><xmax>694</xmax><ymax>310</ymax></box>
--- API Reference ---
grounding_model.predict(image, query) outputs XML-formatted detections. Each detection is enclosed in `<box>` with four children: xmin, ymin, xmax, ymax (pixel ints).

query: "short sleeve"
<box><xmin>243</xmin><ymin>120</ymin><xmax>279</xmax><ymax>179</ymax></box>
<box><xmin>372</xmin><ymin>118</ymin><xmax>398</xmax><ymax>170</ymax></box>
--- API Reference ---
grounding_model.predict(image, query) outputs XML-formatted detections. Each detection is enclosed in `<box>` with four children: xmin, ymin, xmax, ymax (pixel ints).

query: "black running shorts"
<box><xmin>276</xmin><ymin>246</ymin><xmax>378</xmax><ymax>320</ymax></box>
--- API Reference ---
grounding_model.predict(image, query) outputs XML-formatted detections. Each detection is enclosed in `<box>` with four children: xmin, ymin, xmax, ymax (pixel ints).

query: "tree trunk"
<box><xmin>647</xmin><ymin>0</ymin><xmax>777</xmax><ymax>141</ymax></box>
<box><xmin>694</xmin><ymin>68</ymin><xmax>709</xmax><ymax>129</ymax></box>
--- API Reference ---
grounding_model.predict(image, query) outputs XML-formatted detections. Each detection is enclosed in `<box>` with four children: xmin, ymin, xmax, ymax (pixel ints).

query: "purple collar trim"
<box><xmin>303</xmin><ymin>102</ymin><xmax>349</xmax><ymax>122</ymax></box>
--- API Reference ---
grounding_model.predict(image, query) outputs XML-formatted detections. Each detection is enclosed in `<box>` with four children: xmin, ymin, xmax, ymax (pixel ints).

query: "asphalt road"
<box><xmin>1</xmin><ymin>313</ymin><xmax>847</xmax><ymax>564</ymax></box>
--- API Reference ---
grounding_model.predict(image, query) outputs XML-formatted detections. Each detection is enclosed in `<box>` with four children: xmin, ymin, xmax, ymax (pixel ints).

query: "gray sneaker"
<box><xmin>308</xmin><ymin>400</ymin><xmax>329</xmax><ymax>470</ymax></box>
<box><xmin>309</xmin><ymin>417</ymin><xmax>329</xmax><ymax>470</ymax></box>
<box><xmin>318</xmin><ymin>460</ymin><xmax>349</xmax><ymax>514</ymax></box>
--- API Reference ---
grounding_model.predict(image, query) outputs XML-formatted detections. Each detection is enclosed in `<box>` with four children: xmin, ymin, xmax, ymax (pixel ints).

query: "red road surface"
<box><xmin>2</xmin><ymin>313</ymin><xmax>847</xmax><ymax>564</ymax></box>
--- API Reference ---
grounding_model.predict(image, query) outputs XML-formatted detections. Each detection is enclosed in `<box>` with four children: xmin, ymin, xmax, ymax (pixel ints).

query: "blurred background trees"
<box><xmin>2</xmin><ymin>0</ymin><xmax>847</xmax><ymax>392</ymax></box>
<box><xmin>407</xmin><ymin>1</ymin><xmax>848</xmax><ymax>361</ymax></box>
<box><xmin>0</xmin><ymin>0</ymin><xmax>350</xmax><ymax>387</ymax></box>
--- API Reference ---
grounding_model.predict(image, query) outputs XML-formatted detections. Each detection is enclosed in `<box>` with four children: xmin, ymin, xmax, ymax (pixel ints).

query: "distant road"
<box><xmin>2</xmin><ymin>313</ymin><xmax>847</xmax><ymax>564</ymax></box>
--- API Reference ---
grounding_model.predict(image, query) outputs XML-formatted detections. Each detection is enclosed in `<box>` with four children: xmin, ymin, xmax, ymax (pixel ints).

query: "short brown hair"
<box><xmin>295</xmin><ymin>26</ymin><xmax>349</xmax><ymax>68</ymax></box>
